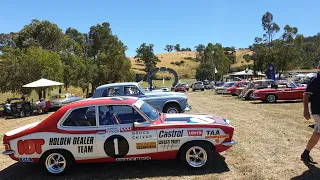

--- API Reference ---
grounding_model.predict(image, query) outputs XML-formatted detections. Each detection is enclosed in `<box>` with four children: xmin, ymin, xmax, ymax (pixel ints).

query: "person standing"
<box><xmin>301</xmin><ymin>62</ymin><xmax>320</xmax><ymax>164</ymax></box>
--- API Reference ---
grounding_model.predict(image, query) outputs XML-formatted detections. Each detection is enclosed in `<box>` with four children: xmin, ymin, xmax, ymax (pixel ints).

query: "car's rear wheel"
<box><xmin>266</xmin><ymin>94</ymin><xmax>277</xmax><ymax>103</ymax></box>
<box><xmin>41</xmin><ymin>150</ymin><xmax>73</xmax><ymax>175</ymax></box>
<box><xmin>164</xmin><ymin>104</ymin><xmax>182</xmax><ymax>113</ymax></box>
<box><xmin>180</xmin><ymin>142</ymin><xmax>212</xmax><ymax>168</ymax></box>
<box><xmin>201</xmin><ymin>89</ymin><xmax>204</xmax><ymax>91</ymax></box>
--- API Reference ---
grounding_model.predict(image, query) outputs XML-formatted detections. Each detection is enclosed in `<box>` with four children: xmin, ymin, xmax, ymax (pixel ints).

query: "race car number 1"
<box><xmin>104</xmin><ymin>135</ymin><xmax>129</xmax><ymax>158</ymax></box>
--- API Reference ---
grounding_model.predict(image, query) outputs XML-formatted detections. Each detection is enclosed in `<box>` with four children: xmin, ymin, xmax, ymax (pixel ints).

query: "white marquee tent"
<box><xmin>22</xmin><ymin>78</ymin><xmax>64</xmax><ymax>88</ymax></box>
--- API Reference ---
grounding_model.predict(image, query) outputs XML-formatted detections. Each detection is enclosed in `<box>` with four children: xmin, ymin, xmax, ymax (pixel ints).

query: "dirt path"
<box><xmin>0</xmin><ymin>91</ymin><xmax>319</xmax><ymax>180</ymax></box>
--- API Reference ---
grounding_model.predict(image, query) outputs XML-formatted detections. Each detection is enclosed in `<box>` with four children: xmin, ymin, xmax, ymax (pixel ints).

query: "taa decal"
<box><xmin>187</xmin><ymin>130</ymin><xmax>203</xmax><ymax>136</ymax></box>
<box><xmin>136</xmin><ymin>142</ymin><xmax>156</xmax><ymax>149</ymax></box>
<box><xmin>132</xmin><ymin>131</ymin><xmax>152</xmax><ymax>139</ymax></box>
<box><xmin>120</xmin><ymin>126</ymin><xmax>132</xmax><ymax>132</ymax></box>
<box><xmin>17</xmin><ymin>139</ymin><xmax>45</xmax><ymax>155</ymax></box>
<box><xmin>206</xmin><ymin>130</ymin><xmax>221</xmax><ymax>135</ymax></box>
<box><xmin>158</xmin><ymin>140</ymin><xmax>180</xmax><ymax>150</ymax></box>
<box><xmin>158</xmin><ymin>130</ymin><xmax>183</xmax><ymax>138</ymax></box>
<box><xmin>104</xmin><ymin>135</ymin><xmax>129</xmax><ymax>158</ymax></box>
<box><xmin>116</xmin><ymin>157</ymin><xmax>151</xmax><ymax>162</ymax></box>
<box><xmin>19</xmin><ymin>158</ymin><xmax>33</xmax><ymax>162</ymax></box>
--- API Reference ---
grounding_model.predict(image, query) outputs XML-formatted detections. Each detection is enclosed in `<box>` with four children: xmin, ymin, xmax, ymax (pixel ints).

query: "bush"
<box><xmin>241</xmin><ymin>61</ymin><xmax>244</xmax><ymax>63</ymax></box>
<box><xmin>170</xmin><ymin>62</ymin><xmax>175</xmax><ymax>64</ymax></box>
<box><xmin>180</xmin><ymin>60</ymin><xmax>185</xmax><ymax>64</ymax></box>
<box><xmin>184</xmin><ymin>57</ymin><xmax>193</xmax><ymax>60</ymax></box>
<box><xmin>175</xmin><ymin>61</ymin><xmax>181</xmax><ymax>66</ymax></box>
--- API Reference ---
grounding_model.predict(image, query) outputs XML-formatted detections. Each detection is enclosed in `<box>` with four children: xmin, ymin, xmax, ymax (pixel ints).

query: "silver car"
<box><xmin>192</xmin><ymin>81</ymin><xmax>205</xmax><ymax>91</ymax></box>
<box><xmin>92</xmin><ymin>82</ymin><xmax>191</xmax><ymax>113</ymax></box>
<box><xmin>49</xmin><ymin>93</ymin><xmax>83</xmax><ymax>109</ymax></box>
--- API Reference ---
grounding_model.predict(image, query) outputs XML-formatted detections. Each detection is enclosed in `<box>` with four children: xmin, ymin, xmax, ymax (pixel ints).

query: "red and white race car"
<box><xmin>2</xmin><ymin>97</ymin><xmax>236</xmax><ymax>175</ymax></box>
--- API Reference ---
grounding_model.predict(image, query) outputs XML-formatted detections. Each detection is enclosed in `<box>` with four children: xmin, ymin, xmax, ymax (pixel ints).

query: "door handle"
<box><xmin>96</xmin><ymin>131</ymin><xmax>106</xmax><ymax>135</ymax></box>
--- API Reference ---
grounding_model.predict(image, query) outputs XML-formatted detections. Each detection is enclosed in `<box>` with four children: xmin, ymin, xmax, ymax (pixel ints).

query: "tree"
<box><xmin>174</xmin><ymin>44</ymin><xmax>180</xmax><ymax>51</ymax></box>
<box><xmin>135</xmin><ymin>43</ymin><xmax>160</xmax><ymax>72</ymax></box>
<box><xmin>164</xmin><ymin>45</ymin><xmax>174</xmax><ymax>52</ymax></box>
<box><xmin>0</xmin><ymin>32</ymin><xmax>16</xmax><ymax>52</ymax></box>
<box><xmin>195</xmin><ymin>44</ymin><xmax>205</xmax><ymax>61</ymax></box>
<box><xmin>243</xmin><ymin>54</ymin><xmax>251</xmax><ymax>62</ymax></box>
<box><xmin>196</xmin><ymin>43</ymin><xmax>229</xmax><ymax>81</ymax></box>
<box><xmin>15</xmin><ymin>19</ymin><xmax>66</xmax><ymax>51</ymax></box>
<box><xmin>262</xmin><ymin>12</ymin><xmax>280</xmax><ymax>45</ymax></box>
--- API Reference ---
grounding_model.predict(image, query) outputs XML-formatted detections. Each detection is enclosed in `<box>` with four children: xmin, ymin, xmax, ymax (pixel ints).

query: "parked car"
<box><xmin>225</xmin><ymin>81</ymin><xmax>249</xmax><ymax>96</ymax></box>
<box><xmin>192</xmin><ymin>81</ymin><xmax>205</xmax><ymax>91</ymax></box>
<box><xmin>180</xmin><ymin>83</ymin><xmax>190</xmax><ymax>91</ymax></box>
<box><xmin>215</xmin><ymin>82</ymin><xmax>236</xmax><ymax>94</ymax></box>
<box><xmin>160</xmin><ymin>86</ymin><xmax>170</xmax><ymax>92</ymax></box>
<box><xmin>49</xmin><ymin>93</ymin><xmax>83</xmax><ymax>109</ymax></box>
<box><xmin>92</xmin><ymin>82</ymin><xmax>191</xmax><ymax>113</ymax></box>
<box><xmin>203</xmin><ymin>80</ymin><xmax>211</xmax><ymax>89</ymax></box>
<box><xmin>174</xmin><ymin>84</ymin><xmax>186</xmax><ymax>92</ymax></box>
<box><xmin>241</xmin><ymin>79</ymin><xmax>275</xmax><ymax>100</ymax></box>
<box><xmin>2</xmin><ymin>97</ymin><xmax>236</xmax><ymax>175</ymax></box>
<box><xmin>252</xmin><ymin>82</ymin><xmax>306</xmax><ymax>103</ymax></box>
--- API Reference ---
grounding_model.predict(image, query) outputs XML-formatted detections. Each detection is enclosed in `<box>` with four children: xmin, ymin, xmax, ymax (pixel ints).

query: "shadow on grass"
<box><xmin>251</xmin><ymin>100</ymin><xmax>303</xmax><ymax>104</ymax></box>
<box><xmin>0</xmin><ymin>154</ymin><xmax>230</xmax><ymax>180</ymax></box>
<box><xmin>291</xmin><ymin>161</ymin><xmax>320</xmax><ymax>180</ymax></box>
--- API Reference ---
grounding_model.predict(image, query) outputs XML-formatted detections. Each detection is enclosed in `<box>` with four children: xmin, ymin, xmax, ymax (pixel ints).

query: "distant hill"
<box><xmin>129</xmin><ymin>49</ymin><xmax>254</xmax><ymax>78</ymax></box>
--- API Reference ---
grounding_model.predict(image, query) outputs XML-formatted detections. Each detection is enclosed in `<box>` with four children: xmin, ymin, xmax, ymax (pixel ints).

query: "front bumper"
<box><xmin>221</xmin><ymin>140</ymin><xmax>237</xmax><ymax>146</ymax></box>
<box><xmin>2</xmin><ymin>150</ymin><xmax>15</xmax><ymax>155</ymax></box>
<box><xmin>184</xmin><ymin>104</ymin><xmax>192</xmax><ymax>112</ymax></box>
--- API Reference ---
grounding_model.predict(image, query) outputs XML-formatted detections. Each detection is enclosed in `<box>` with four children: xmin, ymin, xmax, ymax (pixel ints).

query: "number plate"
<box><xmin>19</xmin><ymin>158</ymin><xmax>33</xmax><ymax>162</ymax></box>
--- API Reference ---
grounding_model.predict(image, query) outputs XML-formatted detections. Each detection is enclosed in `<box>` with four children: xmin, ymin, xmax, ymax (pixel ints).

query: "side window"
<box><xmin>124</xmin><ymin>86</ymin><xmax>141</xmax><ymax>95</ymax></box>
<box><xmin>102</xmin><ymin>87</ymin><xmax>120</xmax><ymax>97</ymax></box>
<box><xmin>62</xmin><ymin>106</ymin><xmax>96</xmax><ymax>127</ymax></box>
<box><xmin>98</xmin><ymin>105</ymin><xmax>145</xmax><ymax>126</ymax></box>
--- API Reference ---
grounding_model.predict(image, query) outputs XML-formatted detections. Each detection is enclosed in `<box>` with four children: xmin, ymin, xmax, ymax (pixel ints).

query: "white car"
<box><xmin>160</xmin><ymin>86</ymin><xmax>169</xmax><ymax>92</ymax></box>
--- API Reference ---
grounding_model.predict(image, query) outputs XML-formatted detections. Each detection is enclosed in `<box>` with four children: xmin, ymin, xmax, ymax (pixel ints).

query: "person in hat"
<box><xmin>301</xmin><ymin>61</ymin><xmax>320</xmax><ymax>163</ymax></box>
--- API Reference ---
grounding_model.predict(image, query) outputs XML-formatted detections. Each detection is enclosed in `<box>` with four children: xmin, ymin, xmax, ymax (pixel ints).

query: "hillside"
<box><xmin>130</xmin><ymin>49</ymin><xmax>254</xmax><ymax>78</ymax></box>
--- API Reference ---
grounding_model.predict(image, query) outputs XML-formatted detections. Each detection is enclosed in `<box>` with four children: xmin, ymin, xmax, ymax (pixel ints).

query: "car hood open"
<box><xmin>163</xmin><ymin>114</ymin><xmax>230</xmax><ymax>126</ymax></box>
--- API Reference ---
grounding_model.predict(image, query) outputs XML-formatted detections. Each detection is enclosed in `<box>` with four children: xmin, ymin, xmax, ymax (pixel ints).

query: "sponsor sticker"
<box><xmin>205</xmin><ymin>135</ymin><xmax>229</xmax><ymax>139</ymax></box>
<box><xmin>17</xmin><ymin>139</ymin><xmax>45</xmax><ymax>155</ymax></box>
<box><xmin>187</xmin><ymin>130</ymin><xmax>203</xmax><ymax>136</ymax></box>
<box><xmin>116</xmin><ymin>157</ymin><xmax>151</xmax><ymax>162</ymax></box>
<box><xmin>132</xmin><ymin>131</ymin><xmax>152</xmax><ymax>139</ymax></box>
<box><xmin>158</xmin><ymin>130</ymin><xmax>183</xmax><ymax>138</ymax></box>
<box><xmin>106</xmin><ymin>127</ymin><xmax>120</xmax><ymax>133</ymax></box>
<box><xmin>19</xmin><ymin>158</ymin><xmax>33</xmax><ymax>162</ymax></box>
<box><xmin>120</xmin><ymin>126</ymin><xmax>132</xmax><ymax>132</ymax></box>
<box><xmin>136</xmin><ymin>142</ymin><xmax>157</xmax><ymax>149</ymax></box>
<box><xmin>158</xmin><ymin>139</ymin><xmax>180</xmax><ymax>150</ymax></box>
<box><xmin>206</xmin><ymin>130</ymin><xmax>221</xmax><ymax>135</ymax></box>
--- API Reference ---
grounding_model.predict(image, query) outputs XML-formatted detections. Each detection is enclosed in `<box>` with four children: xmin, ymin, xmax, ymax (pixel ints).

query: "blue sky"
<box><xmin>1</xmin><ymin>0</ymin><xmax>319</xmax><ymax>57</ymax></box>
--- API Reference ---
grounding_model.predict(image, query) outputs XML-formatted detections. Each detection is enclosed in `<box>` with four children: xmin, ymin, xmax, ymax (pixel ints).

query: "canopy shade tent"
<box><xmin>22</xmin><ymin>78</ymin><xmax>64</xmax><ymax>88</ymax></box>
<box><xmin>230</xmin><ymin>70</ymin><xmax>266</xmax><ymax>77</ymax></box>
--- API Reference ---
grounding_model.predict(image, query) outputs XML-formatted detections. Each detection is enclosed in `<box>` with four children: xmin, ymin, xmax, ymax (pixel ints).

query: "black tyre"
<box><xmin>201</xmin><ymin>89</ymin><xmax>204</xmax><ymax>91</ymax></box>
<box><xmin>163</xmin><ymin>103</ymin><xmax>182</xmax><ymax>113</ymax></box>
<box><xmin>180</xmin><ymin>141</ymin><xmax>213</xmax><ymax>169</ymax></box>
<box><xmin>40</xmin><ymin>150</ymin><xmax>74</xmax><ymax>175</ymax></box>
<box><xmin>266</xmin><ymin>94</ymin><xmax>277</xmax><ymax>103</ymax></box>
<box><xmin>245</xmin><ymin>92</ymin><xmax>254</xmax><ymax>100</ymax></box>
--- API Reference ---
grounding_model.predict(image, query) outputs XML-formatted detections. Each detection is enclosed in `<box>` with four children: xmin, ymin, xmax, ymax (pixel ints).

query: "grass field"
<box><xmin>0</xmin><ymin>90</ymin><xmax>319</xmax><ymax>179</ymax></box>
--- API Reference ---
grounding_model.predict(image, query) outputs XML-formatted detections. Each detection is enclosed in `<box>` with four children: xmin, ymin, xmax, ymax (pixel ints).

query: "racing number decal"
<box><xmin>104</xmin><ymin>135</ymin><xmax>129</xmax><ymax>158</ymax></box>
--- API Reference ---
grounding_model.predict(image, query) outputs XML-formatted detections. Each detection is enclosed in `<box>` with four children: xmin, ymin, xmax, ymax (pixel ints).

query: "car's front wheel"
<box><xmin>180</xmin><ymin>142</ymin><xmax>212</xmax><ymax>169</ymax></box>
<box><xmin>164</xmin><ymin>104</ymin><xmax>182</xmax><ymax>113</ymax></box>
<box><xmin>41</xmin><ymin>150</ymin><xmax>73</xmax><ymax>175</ymax></box>
<box><xmin>266</xmin><ymin>94</ymin><xmax>277</xmax><ymax>103</ymax></box>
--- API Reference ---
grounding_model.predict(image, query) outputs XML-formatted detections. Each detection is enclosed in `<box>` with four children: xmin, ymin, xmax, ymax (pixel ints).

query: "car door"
<box><xmin>95</xmin><ymin>105</ymin><xmax>158</xmax><ymax>160</ymax></box>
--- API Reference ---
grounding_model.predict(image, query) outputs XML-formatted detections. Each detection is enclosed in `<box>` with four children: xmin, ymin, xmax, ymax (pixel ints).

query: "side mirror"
<box><xmin>133</xmin><ymin>121</ymin><xmax>142</xmax><ymax>128</ymax></box>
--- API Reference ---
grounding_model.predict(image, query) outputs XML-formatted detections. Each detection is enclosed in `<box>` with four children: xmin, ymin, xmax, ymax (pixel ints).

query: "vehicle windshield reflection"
<box><xmin>139</xmin><ymin>102</ymin><xmax>160</xmax><ymax>121</ymax></box>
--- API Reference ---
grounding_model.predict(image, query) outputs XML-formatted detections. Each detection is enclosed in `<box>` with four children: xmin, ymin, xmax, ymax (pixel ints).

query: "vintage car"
<box><xmin>92</xmin><ymin>82</ymin><xmax>191</xmax><ymax>113</ymax></box>
<box><xmin>50</xmin><ymin>93</ymin><xmax>83</xmax><ymax>109</ymax></box>
<box><xmin>179</xmin><ymin>83</ymin><xmax>190</xmax><ymax>91</ymax></box>
<box><xmin>252</xmin><ymin>82</ymin><xmax>306</xmax><ymax>103</ymax></box>
<box><xmin>192</xmin><ymin>81</ymin><xmax>205</xmax><ymax>91</ymax></box>
<box><xmin>2</xmin><ymin>97</ymin><xmax>236</xmax><ymax>175</ymax></box>
<box><xmin>215</xmin><ymin>82</ymin><xmax>236</xmax><ymax>94</ymax></box>
<box><xmin>160</xmin><ymin>86</ymin><xmax>170</xmax><ymax>92</ymax></box>
<box><xmin>174</xmin><ymin>84</ymin><xmax>186</xmax><ymax>92</ymax></box>
<box><xmin>225</xmin><ymin>81</ymin><xmax>249</xmax><ymax>96</ymax></box>
<box><xmin>241</xmin><ymin>79</ymin><xmax>275</xmax><ymax>100</ymax></box>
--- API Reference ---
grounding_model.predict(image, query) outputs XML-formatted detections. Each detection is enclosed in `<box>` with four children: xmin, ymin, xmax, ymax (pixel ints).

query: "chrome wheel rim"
<box><xmin>186</xmin><ymin>146</ymin><xmax>207</xmax><ymax>167</ymax></box>
<box><xmin>45</xmin><ymin>153</ymin><xmax>66</xmax><ymax>174</ymax></box>
<box><xmin>249</xmin><ymin>93</ymin><xmax>255</xmax><ymax>100</ymax></box>
<box><xmin>167</xmin><ymin>108</ymin><xmax>178</xmax><ymax>113</ymax></box>
<box><xmin>267</xmin><ymin>95</ymin><xmax>276</xmax><ymax>102</ymax></box>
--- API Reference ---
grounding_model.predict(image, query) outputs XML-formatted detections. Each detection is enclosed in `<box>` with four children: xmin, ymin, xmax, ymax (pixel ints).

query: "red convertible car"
<box><xmin>252</xmin><ymin>82</ymin><xmax>306</xmax><ymax>103</ymax></box>
<box><xmin>2</xmin><ymin>97</ymin><xmax>236</xmax><ymax>175</ymax></box>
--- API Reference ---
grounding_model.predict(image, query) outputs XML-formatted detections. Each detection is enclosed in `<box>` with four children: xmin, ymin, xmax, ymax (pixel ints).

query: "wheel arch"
<box><xmin>163</xmin><ymin>101</ymin><xmax>182</xmax><ymax>112</ymax></box>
